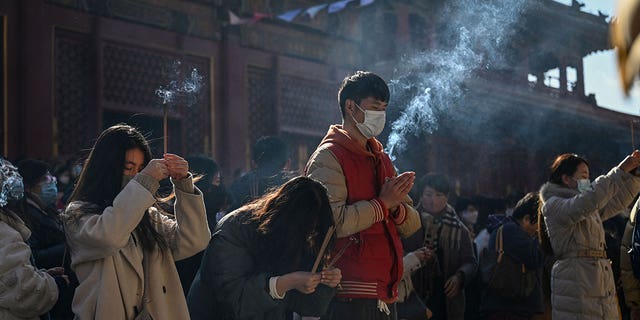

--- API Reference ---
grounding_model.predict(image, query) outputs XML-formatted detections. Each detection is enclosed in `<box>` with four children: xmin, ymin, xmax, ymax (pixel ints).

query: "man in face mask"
<box><xmin>16</xmin><ymin>159</ymin><xmax>66</xmax><ymax>267</ymax></box>
<box><xmin>305</xmin><ymin>71</ymin><xmax>421</xmax><ymax>320</ymax></box>
<box><xmin>458</xmin><ymin>199</ymin><xmax>480</xmax><ymax>239</ymax></box>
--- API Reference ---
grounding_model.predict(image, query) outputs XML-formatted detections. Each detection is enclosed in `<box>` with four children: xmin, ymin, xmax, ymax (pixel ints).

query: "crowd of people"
<box><xmin>2</xmin><ymin>71</ymin><xmax>640</xmax><ymax>320</ymax></box>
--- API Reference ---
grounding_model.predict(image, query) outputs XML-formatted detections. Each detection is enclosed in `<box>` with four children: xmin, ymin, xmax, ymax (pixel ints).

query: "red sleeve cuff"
<box><xmin>391</xmin><ymin>203</ymin><xmax>407</xmax><ymax>225</ymax></box>
<box><xmin>371</xmin><ymin>198</ymin><xmax>387</xmax><ymax>222</ymax></box>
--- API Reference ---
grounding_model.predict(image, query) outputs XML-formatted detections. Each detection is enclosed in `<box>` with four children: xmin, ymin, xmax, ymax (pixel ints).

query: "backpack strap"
<box><xmin>495</xmin><ymin>225</ymin><xmax>528</xmax><ymax>273</ymax></box>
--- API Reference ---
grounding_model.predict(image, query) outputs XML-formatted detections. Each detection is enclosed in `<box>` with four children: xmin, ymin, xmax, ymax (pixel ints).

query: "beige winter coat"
<box><xmin>540</xmin><ymin>167</ymin><xmax>640</xmax><ymax>320</ymax></box>
<box><xmin>0</xmin><ymin>212</ymin><xmax>58</xmax><ymax>320</ymax></box>
<box><xmin>62</xmin><ymin>174</ymin><xmax>210</xmax><ymax>320</ymax></box>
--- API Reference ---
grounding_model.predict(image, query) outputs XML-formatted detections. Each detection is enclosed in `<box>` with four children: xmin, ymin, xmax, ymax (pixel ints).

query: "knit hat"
<box><xmin>16</xmin><ymin>159</ymin><xmax>49</xmax><ymax>187</ymax></box>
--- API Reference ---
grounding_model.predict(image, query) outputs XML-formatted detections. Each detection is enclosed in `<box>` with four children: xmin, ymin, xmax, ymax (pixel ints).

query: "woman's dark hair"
<box><xmin>539</xmin><ymin>153</ymin><xmax>590</xmax><ymax>256</ymax></box>
<box><xmin>537</xmin><ymin>195</ymin><xmax>554</xmax><ymax>256</ymax></box>
<box><xmin>245</xmin><ymin>176</ymin><xmax>334</xmax><ymax>274</ymax></box>
<box><xmin>548</xmin><ymin>153</ymin><xmax>590</xmax><ymax>185</ymax></box>
<box><xmin>69</xmin><ymin>124</ymin><xmax>168</xmax><ymax>253</ymax></box>
<box><xmin>512</xmin><ymin>192</ymin><xmax>539</xmax><ymax>224</ymax></box>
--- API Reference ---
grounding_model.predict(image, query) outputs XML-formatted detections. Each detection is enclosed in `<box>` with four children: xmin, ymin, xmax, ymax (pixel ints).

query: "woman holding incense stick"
<box><xmin>539</xmin><ymin>152</ymin><xmax>640</xmax><ymax>319</ymax></box>
<box><xmin>61</xmin><ymin>124</ymin><xmax>210</xmax><ymax>320</ymax></box>
<box><xmin>187</xmin><ymin>176</ymin><xmax>341</xmax><ymax>320</ymax></box>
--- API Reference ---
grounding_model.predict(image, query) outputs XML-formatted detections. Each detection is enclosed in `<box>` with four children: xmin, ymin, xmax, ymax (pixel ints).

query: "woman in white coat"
<box><xmin>61</xmin><ymin>124</ymin><xmax>210</xmax><ymax>320</ymax></box>
<box><xmin>0</xmin><ymin>158</ymin><xmax>59</xmax><ymax>319</ymax></box>
<box><xmin>539</xmin><ymin>152</ymin><xmax>640</xmax><ymax>319</ymax></box>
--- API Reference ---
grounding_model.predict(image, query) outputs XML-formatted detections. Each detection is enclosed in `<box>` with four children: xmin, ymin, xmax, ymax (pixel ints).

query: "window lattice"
<box><xmin>247</xmin><ymin>66</ymin><xmax>276</xmax><ymax>143</ymax></box>
<box><xmin>280</xmin><ymin>75</ymin><xmax>340</xmax><ymax>137</ymax></box>
<box><xmin>54</xmin><ymin>29</ymin><xmax>94</xmax><ymax>155</ymax></box>
<box><xmin>184</xmin><ymin>55</ymin><xmax>211</xmax><ymax>155</ymax></box>
<box><xmin>409</xmin><ymin>13</ymin><xmax>429</xmax><ymax>50</ymax></box>
<box><xmin>103</xmin><ymin>43</ymin><xmax>178</xmax><ymax>109</ymax></box>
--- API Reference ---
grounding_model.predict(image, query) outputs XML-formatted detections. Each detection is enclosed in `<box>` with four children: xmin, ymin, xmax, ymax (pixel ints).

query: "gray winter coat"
<box><xmin>539</xmin><ymin>167</ymin><xmax>640</xmax><ymax>319</ymax></box>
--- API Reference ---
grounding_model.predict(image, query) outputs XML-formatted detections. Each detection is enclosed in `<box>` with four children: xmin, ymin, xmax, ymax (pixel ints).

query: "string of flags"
<box><xmin>228</xmin><ymin>0</ymin><xmax>376</xmax><ymax>25</ymax></box>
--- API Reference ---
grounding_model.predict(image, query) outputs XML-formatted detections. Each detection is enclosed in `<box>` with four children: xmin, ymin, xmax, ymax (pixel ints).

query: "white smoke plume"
<box><xmin>155</xmin><ymin>60</ymin><xmax>204</xmax><ymax>107</ymax></box>
<box><xmin>386</xmin><ymin>0</ymin><xmax>531</xmax><ymax>160</ymax></box>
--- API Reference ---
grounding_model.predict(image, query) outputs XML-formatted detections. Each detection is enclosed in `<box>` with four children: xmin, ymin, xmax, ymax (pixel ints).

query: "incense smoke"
<box><xmin>386</xmin><ymin>0</ymin><xmax>531</xmax><ymax>160</ymax></box>
<box><xmin>155</xmin><ymin>60</ymin><xmax>204</xmax><ymax>107</ymax></box>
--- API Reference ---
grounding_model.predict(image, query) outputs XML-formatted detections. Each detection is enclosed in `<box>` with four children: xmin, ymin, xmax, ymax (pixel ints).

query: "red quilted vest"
<box><xmin>323</xmin><ymin>140</ymin><xmax>404</xmax><ymax>302</ymax></box>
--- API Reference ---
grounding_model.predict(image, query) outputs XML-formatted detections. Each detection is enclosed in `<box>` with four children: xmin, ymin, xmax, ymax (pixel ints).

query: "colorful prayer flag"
<box><xmin>278</xmin><ymin>8</ymin><xmax>303</xmax><ymax>22</ymax></box>
<box><xmin>228</xmin><ymin>10</ymin><xmax>250</xmax><ymax>25</ymax></box>
<box><xmin>306</xmin><ymin>4</ymin><xmax>328</xmax><ymax>18</ymax></box>
<box><xmin>251</xmin><ymin>12</ymin><xmax>272</xmax><ymax>24</ymax></box>
<box><xmin>328</xmin><ymin>0</ymin><xmax>354</xmax><ymax>14</ymax></box>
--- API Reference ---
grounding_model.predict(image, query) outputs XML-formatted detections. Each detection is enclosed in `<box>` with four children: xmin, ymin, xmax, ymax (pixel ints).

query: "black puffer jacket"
<box><xmin>187</xmin><ymin>210</ymin><xmax>336</xmax><ymax>320</ymax></box>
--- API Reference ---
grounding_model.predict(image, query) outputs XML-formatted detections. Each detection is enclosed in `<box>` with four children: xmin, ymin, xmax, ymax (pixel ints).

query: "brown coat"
<box><xmin>0</xmin><ymin>212</ymin><xmax>58</xmax><ymax>320</ymax></box>
<box><xmin>407</xmin><ymin>206</ymin><xmax>477</xmax><ymax>320</ymax></box>
<box><xmin>62</xmin><ymin>176</ymin><xmax>210</xmax><ymax>320</ymax></box>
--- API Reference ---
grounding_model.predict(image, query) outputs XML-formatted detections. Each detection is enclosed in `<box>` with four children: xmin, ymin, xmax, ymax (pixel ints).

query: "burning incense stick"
<box><xmin>311</xmin><ymin>226</ymin><xmax>335</xmax><ymax>273</ymax></box>
<box><xmin>163</xmin><ymin>106</ymin><xmax>168</xmax><ymax>154</ymax></box>
<box><xmin>155</xmin><ymin>61</ymin><xmax>204</xmax><ymax>156</ymax></box>
<box><xmin>326</xmin><ymin>236</ymin><xmax>358</xmax><ymax>269</ymax></box>
<box><xmin>632</xmin><ymin>120</ymin><xmax>636</xmax><ymax>151</ymax></box>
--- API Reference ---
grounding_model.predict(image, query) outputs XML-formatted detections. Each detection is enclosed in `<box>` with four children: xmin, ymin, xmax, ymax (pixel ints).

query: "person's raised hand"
<box><xmin>164</xmin><ymin>153</ymin><xmax>189</xmax><ymax>180</ymax></box>
<box><xmin>619</xmin><ymin>150</ymin><xmax>640</xmax><ymax>173</ymax></box>
<box><xmin>414</xmin><ymin>246</ymin><xmax>436</xmax><ymax>263</ymax></box>
<box><xmin>379</xmin><ymin>171</ymin><xmax>415</xmax><ymax>212</ymax></box>
<box><xmin>140</xmin><ymin>159</ymin><xmax>169</xmax><ymax>181</ymax></box>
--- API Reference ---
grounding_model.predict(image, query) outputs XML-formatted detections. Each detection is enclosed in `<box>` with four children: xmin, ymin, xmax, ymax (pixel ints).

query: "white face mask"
<box><xmin>505</xmin><ymin>208</ymin><xmax>514</xmax><ymax>217</ymax></box>
<box><xmin>573</xmin><ymin>177</ymin><xmax>591</xmax><ymax>193</ymax></box>
<box><xmin>351</xmin><ymin>102</ymin><xmax>386</xmax><ymax>139</ymax></box>
<box><xmin>461</xmin><ymin>209</ymin><xmax>479</xmax><ymax>225</ymax></box>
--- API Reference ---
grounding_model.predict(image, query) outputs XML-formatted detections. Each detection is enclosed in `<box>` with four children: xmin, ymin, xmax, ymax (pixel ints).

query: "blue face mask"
<box><xmin>38</xmin><ymin>182</ymin><xmax>58</xmax><ymax>206</ymax></box>
<box><xmin>575</xmin><ymin>178</ymin><xmax>591</xmax><ymax>193</ymax></box>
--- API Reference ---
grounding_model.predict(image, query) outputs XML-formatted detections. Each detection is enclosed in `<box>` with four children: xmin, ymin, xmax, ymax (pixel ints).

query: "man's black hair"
<box><xmin>338</xmin><ymin>71</ymin><xmax>390</xmax><ymax>117</ymax></box>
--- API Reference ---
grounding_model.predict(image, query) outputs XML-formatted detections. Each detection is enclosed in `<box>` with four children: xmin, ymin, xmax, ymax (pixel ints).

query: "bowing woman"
<box><xmin>188</xmin><ymin>176</ymin><xmax>342</xmax><ymax>320</ymax></box>
<box><xmin>61</xmin><ymin>124</ymin><xmax>210</xmax><ymax>320</ymax></box>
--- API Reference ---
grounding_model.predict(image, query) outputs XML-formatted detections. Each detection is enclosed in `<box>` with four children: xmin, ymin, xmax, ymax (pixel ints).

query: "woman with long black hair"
<box><xmin>539</xmin><ymin>152</ymin><xmax>640</xmax><ymax>319</ymax></box>
<box><xmin>61</xmin><ymin>124</ymin><xmax>210</xmax><ymax>319</ymax></box>
<box><xmin>188</xmin><ymin>176</ymin><xmax>342</xmax><ymax>320</ymax></box>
